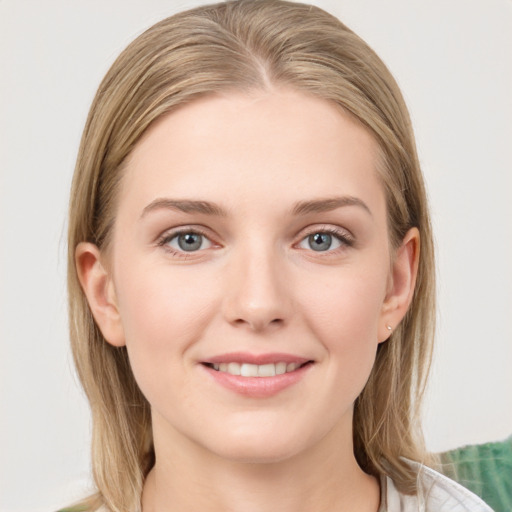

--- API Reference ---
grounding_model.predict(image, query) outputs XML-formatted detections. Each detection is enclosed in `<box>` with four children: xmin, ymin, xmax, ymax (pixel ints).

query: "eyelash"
<box><xmin>157</xmin><ymin>227</ymin><xmax>214</xmax><ymax>257</ymax></box>
<box><xmin>156</xmin><ymin>225</ymin><xmax>354</xmax><ymax>258</ymax></box>
<box><xmin>297</xmin><ymin>226</ymin><xmax>355</xmax><ymax>253</ymax></box>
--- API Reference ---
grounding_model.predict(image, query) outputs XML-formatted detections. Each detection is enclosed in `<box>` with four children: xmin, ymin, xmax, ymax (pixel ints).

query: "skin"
<box><xmin>77</xmin><ymin>89</ymin><xmax>419</xmax><ymax>512</ymax></box>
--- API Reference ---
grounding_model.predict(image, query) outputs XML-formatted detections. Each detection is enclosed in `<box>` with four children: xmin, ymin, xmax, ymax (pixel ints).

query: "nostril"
<box><xmin>231</xmin><ymin>317</ymin><xmax>285</xmax><ymax>331</ymax></box>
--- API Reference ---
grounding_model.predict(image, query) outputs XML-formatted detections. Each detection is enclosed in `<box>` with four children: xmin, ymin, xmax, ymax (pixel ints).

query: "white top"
<box><xmin>380</xmin><ymin>460</ymin><xmax>494</xmax><ymax>512</ymax></box>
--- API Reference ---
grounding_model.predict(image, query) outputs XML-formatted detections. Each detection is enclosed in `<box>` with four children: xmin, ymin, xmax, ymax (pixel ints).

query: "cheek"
<box><xmin>299</xmin><ymin>264</ymin><xmax>387</xmax><ymax>338</ymax></box>
<box><xmin>116</xmin><ymin>255</ymin><xmax>218</xmax><ymax>328</ymax></box>
<box><xmin>112</xmin><ymin>260</ymin><xmax>218</xmax><ymax>388</ymax></box>
<box><xmin>297</xmin><ymin>266</ymin><xmax>387</xmax><ymax>387</ymax></box>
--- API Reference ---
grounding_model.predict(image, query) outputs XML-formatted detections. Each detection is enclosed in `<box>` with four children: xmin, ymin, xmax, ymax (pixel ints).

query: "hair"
<box><xmin>67</xmin><ymin>1</ymin><xmax>436</xmax><ymax>510</ymax></box>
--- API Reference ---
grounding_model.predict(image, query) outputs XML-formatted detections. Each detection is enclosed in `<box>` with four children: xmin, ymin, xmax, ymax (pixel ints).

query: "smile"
<box><xmin>200</xmin><ymin>354</ymin><xmax>314</xmax><ymax>398</ymax></box>
<box><xmin>204</xmin><ymin>361</ymin><xmax>307</xmax><ymax>377</ymax></box>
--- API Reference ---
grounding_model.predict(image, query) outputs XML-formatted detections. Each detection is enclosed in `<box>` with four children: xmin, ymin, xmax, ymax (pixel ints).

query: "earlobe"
<box><xmin>75</xmin><ymin>242</ymin><xmax>126</xmax><ymax>347</ymax></box>
<box><xmin>379</xmin><ymin>228</ymin><xmax>420</xmax><ymax>342</ymax></box>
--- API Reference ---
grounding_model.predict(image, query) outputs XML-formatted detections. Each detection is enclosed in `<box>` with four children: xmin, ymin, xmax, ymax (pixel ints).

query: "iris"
<box><xmin>308</xmin><ymin>233</ymin><xmax>333</xmax><ymax>251</ymax></box>
<box><xmin>178</xmin><ymin>233</ymin><xmax>203</xmax><ymax>251</ymax></box>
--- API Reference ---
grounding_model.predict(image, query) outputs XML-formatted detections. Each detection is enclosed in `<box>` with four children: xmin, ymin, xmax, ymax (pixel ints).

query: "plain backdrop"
<box><xmin>1</xmin><ymin>1</ymin><xmax>511</xmax><ymax>511</ymax></box>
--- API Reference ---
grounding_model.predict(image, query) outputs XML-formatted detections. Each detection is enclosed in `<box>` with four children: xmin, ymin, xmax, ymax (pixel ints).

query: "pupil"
<box><xmin>178</xmin><ymin>233</ymin><xmax>202</xmax><ymax>251</ymax></box>
<box><xmin>309</xmin><ymin>233</ymin><xmax>331</xmax><ymax>251</ymax></box>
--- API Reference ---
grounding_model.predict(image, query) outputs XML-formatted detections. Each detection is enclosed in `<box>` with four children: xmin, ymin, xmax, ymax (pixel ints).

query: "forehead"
<box><xmin>118</xmin><ymin>89</ymin><xmax>384</xmax><ymax>219</ymax></box>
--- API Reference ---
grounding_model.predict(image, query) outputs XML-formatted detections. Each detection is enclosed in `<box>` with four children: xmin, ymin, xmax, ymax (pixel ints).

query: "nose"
<box><xmin>222</xmin><ymin>243</ymin><xmax>292</xmax><ymax>332</ymax></box>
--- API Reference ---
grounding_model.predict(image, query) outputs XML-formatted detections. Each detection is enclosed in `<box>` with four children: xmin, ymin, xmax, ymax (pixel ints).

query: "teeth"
<box><xmin>240</xmin><ymin>363</ymin><xmax>258</xmax><ymax>377</ymax></box>
<box><xmin>258</xmin><ymin>363</ymin><xmax>276</xmax><ymax>377</ymax></box>
<box><xmin>227</xmin><ymin>362</ymin><xmax>241</xmax><ymax>376</ymax></box>
<box><xmin>287</xmin><ymin>363</ymin><xmax>298</xmax><ymax>372</ymax></box>
<box><xmin>275</xmin><ymin>362</ymin><xmax>287</xmax><ymax>375</ymax></box>
<box><xmin>210</xmin><ymin>361</ymin><xmax>306</xmax><ymax>377</ymax></box>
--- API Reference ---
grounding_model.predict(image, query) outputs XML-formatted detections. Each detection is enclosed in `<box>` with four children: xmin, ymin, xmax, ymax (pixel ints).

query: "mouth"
<box><xmin>202</xmin><ymin>360</ymin><xmax>313</xmax><ymax>377</ymax></box>
<box><xmin>199</xmin><ymin>352</ymin><xmax>314</xmax><ymax>397</ymax></box>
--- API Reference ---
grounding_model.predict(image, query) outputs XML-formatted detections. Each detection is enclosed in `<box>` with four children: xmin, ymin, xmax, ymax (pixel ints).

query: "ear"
<box><xmin>75</xmin><ymin>242</ymin><xmax>126</xmax><ymax>347</ymax></box>
<box><xmin>378</xmin><ymin>227</ymin><xmax>420</xmax><ymax>342</ymax></box>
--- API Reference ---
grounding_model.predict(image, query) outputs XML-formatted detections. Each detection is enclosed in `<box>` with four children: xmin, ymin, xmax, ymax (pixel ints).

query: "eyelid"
<box><xmin>155</xmin><ymin>223</ymin><xmax>354</xmax><ymax>257</ymax></box>
<box><xmin>156</xmin><ymin>225</ymin><xmax>220</xmax><ymax>255</ymax></box>
<box><xmin>295</xmin><ymin>224</ymin><xmax>355</xmax><ymax>251</ymax></box>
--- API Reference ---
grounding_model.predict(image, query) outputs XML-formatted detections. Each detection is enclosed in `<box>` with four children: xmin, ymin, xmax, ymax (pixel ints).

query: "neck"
<box><xmin>142</xmin><ymin>418</ymin><xmax>380</xmax><ymax>512</ymax></box>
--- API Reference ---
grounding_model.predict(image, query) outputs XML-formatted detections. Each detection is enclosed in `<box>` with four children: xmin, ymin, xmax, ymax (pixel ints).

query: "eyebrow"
<box><xmin>140</xmin><ymin>195</ymin><xmax>371</xmax><ymax>219</ymax></box>
<box><xmin>292</xmin><ymin>196</ymin><xmax>372</xmax><ymax>216</ymax></box>
<box><xmin>141</xmin><ymin>198</ymin><xmax>228</xmax><ymax>218</ymax></box>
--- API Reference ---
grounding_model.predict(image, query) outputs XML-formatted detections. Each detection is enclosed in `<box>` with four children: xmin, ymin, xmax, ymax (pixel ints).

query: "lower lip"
<box><xmin>200</xmin><ymin>363</ymin><xmax>313</xmax><ymax>398</ymax></box>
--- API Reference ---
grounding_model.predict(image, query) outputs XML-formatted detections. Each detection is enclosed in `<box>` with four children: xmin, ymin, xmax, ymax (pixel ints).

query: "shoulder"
<box><xmin>440</xmin><ymin>435</ymin><xmax>512</xmax><ymax>512</ymax></box>
<box><xmin>382</xmin><ymin>460</ymin><xmax>495</xmax><ymax>512</ymax></box>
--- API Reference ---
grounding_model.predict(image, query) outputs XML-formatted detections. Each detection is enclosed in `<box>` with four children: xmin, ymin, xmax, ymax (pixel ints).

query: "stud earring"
<box><xmin>386</xmin><ymin>325</ymin><xmax>392</xmax><ymax>332</ymax></box>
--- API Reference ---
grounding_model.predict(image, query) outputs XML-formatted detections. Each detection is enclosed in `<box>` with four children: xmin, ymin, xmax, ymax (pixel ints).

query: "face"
<box><xmin>80</xmin><ymin>89</ymin><xmax>415</xmax><ymax>464</ymax></box>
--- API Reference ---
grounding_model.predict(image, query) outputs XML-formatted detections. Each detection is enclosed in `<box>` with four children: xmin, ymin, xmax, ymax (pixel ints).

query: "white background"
<box><xmin>1</xmin><ymin>1</ymin><xmax>511</xmax><ymax>510</ymax></box>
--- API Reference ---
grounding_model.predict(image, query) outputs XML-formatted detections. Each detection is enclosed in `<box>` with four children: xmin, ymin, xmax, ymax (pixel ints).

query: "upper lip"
<box><xmin>202</xmin><ymin>352</ymin><xmax>312</xmax><ymax>365</ymax></box>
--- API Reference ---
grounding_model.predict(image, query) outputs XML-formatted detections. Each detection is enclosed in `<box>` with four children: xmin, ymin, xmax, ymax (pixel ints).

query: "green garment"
<box><xmin>440</xmin><ymin>436</ymin><xmax>512</xmax><ymax>512</ymax></box>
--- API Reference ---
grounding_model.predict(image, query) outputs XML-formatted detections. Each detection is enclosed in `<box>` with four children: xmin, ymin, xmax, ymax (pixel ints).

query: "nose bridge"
<box><xmin>223</xmin><ymin>236</ymin><xmax>290</xmax><ymax>331</ymax></box>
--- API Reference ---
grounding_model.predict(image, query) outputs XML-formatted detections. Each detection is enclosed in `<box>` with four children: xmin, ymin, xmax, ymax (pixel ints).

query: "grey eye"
<box><xmin>164</xmin><ymin>232</ymin><xmax>212</xmax><ymax>252</ymax></box>
<box><xmin>177</xmin><ymin>233</ymin><xmax>204</xmax><ymax>251</ymax></box>
<box><xmin>298</xmin><ymin>232</ymin><xmax>343</xmax><ymax>252</ymax></box>
<box><xmin>308</xmin><ymin>233</ymin><xmax>333</xmax><ymax>251</ymax></box>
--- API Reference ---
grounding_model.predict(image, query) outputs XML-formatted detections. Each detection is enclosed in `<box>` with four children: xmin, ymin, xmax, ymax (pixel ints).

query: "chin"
<box><xmin>213</xmin><ymin>441</ymin><xmax>302</xmax><ymax>465</ymax></box>
<box><xmin>199</xmin><ymin>423</ymin><xmax>315</xmax><ymax>465</ymax></box>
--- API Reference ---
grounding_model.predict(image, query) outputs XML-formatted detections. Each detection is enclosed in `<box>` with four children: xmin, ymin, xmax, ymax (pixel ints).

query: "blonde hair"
<box><xmin>68</xmin><ymin>1</ymin><xmax>435</xmax><ymax>510</ymax></box>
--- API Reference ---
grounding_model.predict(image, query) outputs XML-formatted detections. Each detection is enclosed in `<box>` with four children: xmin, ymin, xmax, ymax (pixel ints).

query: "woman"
<box><xmin>66</xmin><ymin>1</ymin><xmax>493</xmax><ymax>510</ymax></box>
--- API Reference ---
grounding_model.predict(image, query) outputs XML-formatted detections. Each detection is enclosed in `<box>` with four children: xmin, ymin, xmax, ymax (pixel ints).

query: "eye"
<box><xmin>297</xmin><ymin>229</ymin><xmax>352</xmax><ymax>252</ymax></box>
<box><xmin>162</xmin><ymin>231</ymin><xmax>213</xmax><ymax>252</ymax></box>
<box><xmin>300</xmin><ymin>232</ymin><xmax>340</xmax><ymax>252</ymax></box>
